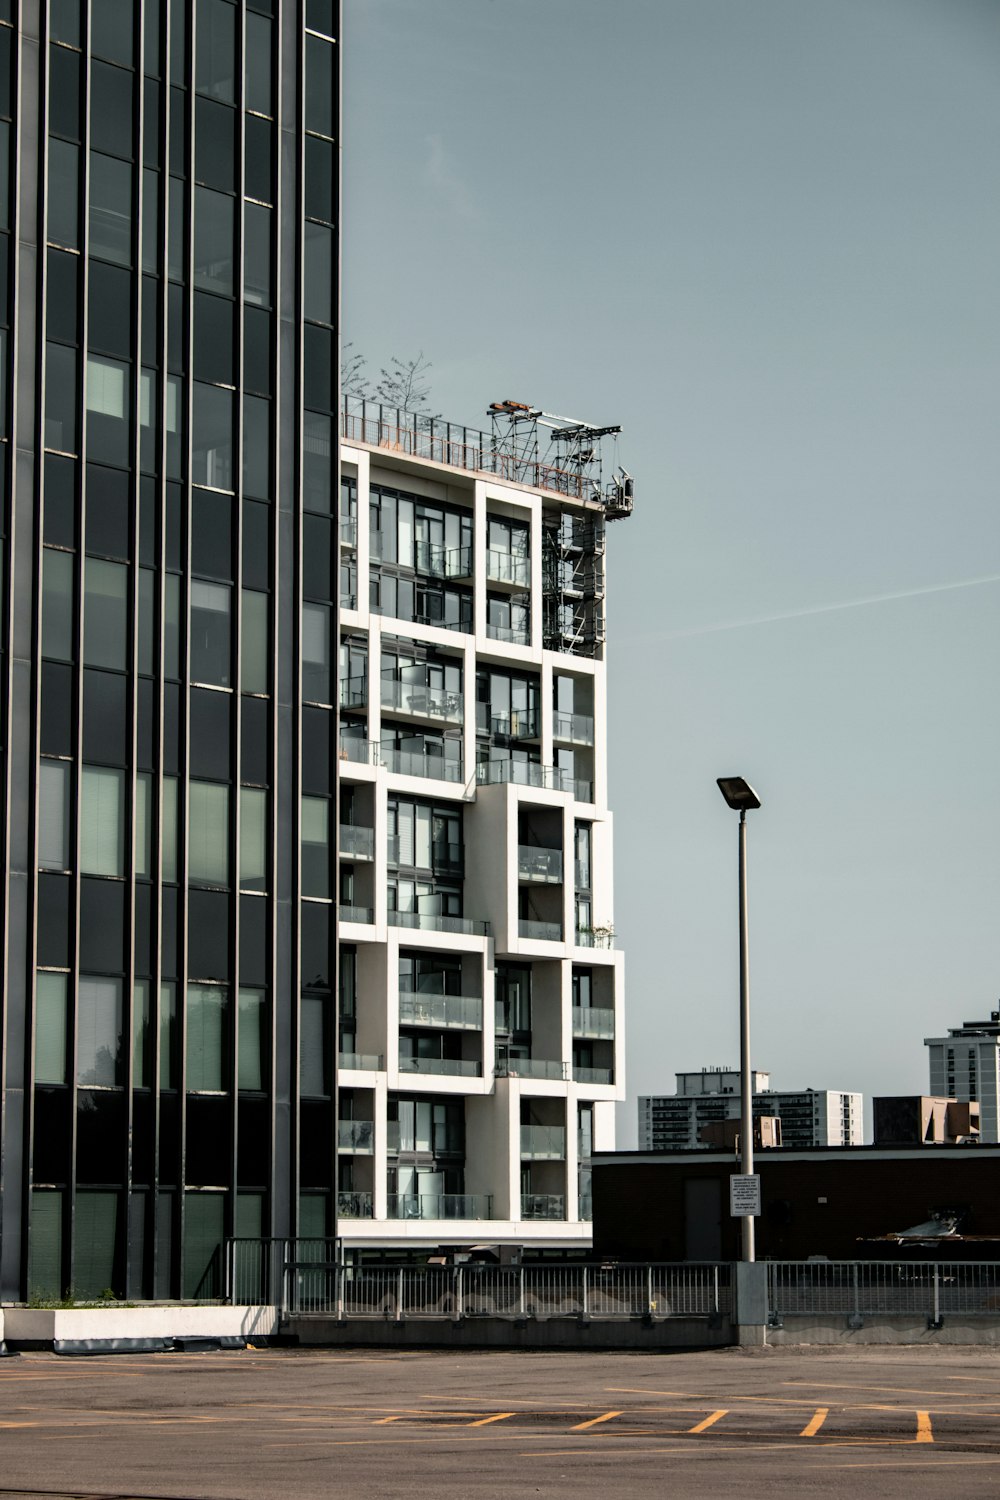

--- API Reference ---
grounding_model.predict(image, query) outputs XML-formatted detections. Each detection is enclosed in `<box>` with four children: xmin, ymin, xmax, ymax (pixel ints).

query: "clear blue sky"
<box><xmin>342</xmin><ymin>0</ymin><xmax>1000</xmax><ymax>1143</ymax></box>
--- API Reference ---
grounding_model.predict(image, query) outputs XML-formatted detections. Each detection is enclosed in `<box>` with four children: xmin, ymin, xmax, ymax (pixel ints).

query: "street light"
<box><xmin>717</xmin><ymin>776</ymin><xmax>761</xmax><ymax>1262</ymax></box>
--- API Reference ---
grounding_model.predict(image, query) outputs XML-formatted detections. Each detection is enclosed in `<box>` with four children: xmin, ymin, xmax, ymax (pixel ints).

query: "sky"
<box><xmin>341</xmin><ymin>0</ymin><xmax>1000</xmax><ymax>1144</ymax></box>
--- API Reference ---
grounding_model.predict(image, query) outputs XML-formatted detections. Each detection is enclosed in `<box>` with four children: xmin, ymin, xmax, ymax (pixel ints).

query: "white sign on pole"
<box><xmin>729</xmin><ymin>1173</ymin><xmax>761</xmax><ymax>1217</ymax></box>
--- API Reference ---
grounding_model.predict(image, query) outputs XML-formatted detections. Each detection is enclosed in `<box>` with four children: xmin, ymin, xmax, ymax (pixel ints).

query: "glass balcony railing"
<box><xmin>398</xmin><ymin>993</ymin><xmax>483</xmax><ymax>1030</ymax></box>
<box><xmin>398</xmin><ymin>1055</ymin><xmax>481</xmax><ymax>1078</ymax></box>
<box><xmin>339</xmin><ymin>675</ymin><xmax>367</xmax><ymax>709</ymax></box>
<box><xmin>486</xmin><ymin>549</ymin><xmax>530</xmax><ymax>588</ymax></box>
<box><xmin>486</xmin><ymin>621</ymin><xmax>530</xmax><ymax>646</ymax></box>
<box><xmin>338</xmin><ymin>1051</ymin><xmax>383</xmax><ymax>1071</ymax></box>
<box><xmin>552</xmin><ymin>710</ymin><xmax>594</xmax><ymax>745</ymax></box>
<box><xmin>340</xmin><ymin>517</ymin><xmax>358</xmax><ymax>547</ymax></box>
<box><xmin>369</xmin><ymin>526</ymin><xmax>386</xmax><ymax>562</ymax></box>
<box><xmin>382</xmin><ymin>747</ymin><xmax>463</xmax><ymax>782</ymax></box>
<box><xmin>518</xmin><ymin>919</ymin><xmax>563</xmax><ymax>942</ymax></box>
<box><xmin>380</xmin><ymin>679</ymin><xmax>464</xmax><ymax>724</ymax></box>
<box><xmin>571</xmin><ymin>1006</ymin><xmax>615</xmax><ymax>1040</ymax></box>
<box><xmin>575</xmin><ymin>926</ymin><xmax>615</xmax><ymax>949</ymax></box>
<box><xmin>521</xmin><ymin>1193</ymin><xmax>565</xmax><ymax>1221</ymax></box>
<box><xmin>387</xmin><ymin>1194</ymin><xmax>493</xmax><ymax>1221</ymax></box>
<box><xmin>339</xmin><ymin>904</ymin><xmax>374</xmax><ymax>925</ymax></box>
<box><xmin>573</xmin><ymin>1065</ymin><xmax>614</xmax><ymax>1085</ymax></box>
<box><xmin>414</xmin><ymin>541</ymin><xmax>473</xmax><ymax>579</ymax></box>
<box><xmin>480</xmin><ymin>707</ymin><xmax>540</xmax><ymax>740</ymax></box>
<box><xmin>339</xmin><ymin>736</ymin><xmax>381</xmax><ymax>766</ymax></box>
<box><xmin>339</xmin><ymin>824</ymin><xmax>375</xmax><ymax>860</ymax></box>
<box><xmin>386</xmin><ymin>835</ymin><xmax>463</xmax><ymax>874</ymax></box>
<box><xmin>494</xmin><ymin>1058</ymin><xmax>569</xmax><ymax>1082</ymax></box>
<box><xmin>520</xmin><ymin>1124</ymin><xmax>566</xmax><ymax>1160</ymax></box>
<box><xmin>337</xmin><ymin>1191</ymin><xmax>374</xmax><ymax>1219</ymax></box>
<box><xmin>476</xmin><ymin>760</ymin><xmax>591</xmax><ymax>801</ymax></box>
<box><xmin>388</xmin><ymin>911</ymin><xmax>489</xmax><ymax>937</ymax></box>
<box><xmin>495</xmin><ymin>1001</ymin><xmax>510</xmax><ymax>1034</ymax></box>
<box><xmin>337</xmin><ymin>1120</ymin><xmax>374</xmax><ymax>1153</ymax></box>
<box><xmin>518</xmin><ymin>846</ymin><xmax>563</xmax><ymax>883</ymax></box>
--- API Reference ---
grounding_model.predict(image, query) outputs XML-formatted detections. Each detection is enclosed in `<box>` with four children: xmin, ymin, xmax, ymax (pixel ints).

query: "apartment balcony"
<box><xmin>398</xmin><ymin>1056</ymin><xmax>482</xmax><ymax>1079</ymax></box>
<box><xmin>388</xmin><ymin>911</ymin><xmax>489</xmax><ymax>937</ymax></box>
<box><xmin>480</xmin><ymin>707</ymin><xmax>540</xmax><ymax>740</ymax></box>
<box><xmin>571</xmin><ymin>1006</ymin><xmax>616</xmax><ymax>1040</ymax></box>
<box><xmin>414</xmin><ymin>541</ymin><xmax>473</xmax><ymax>579</ymax></box>
<box><xmin>337</xmin><ymin>1191</ymin><xmax>374</xmax><ymax>1219</ymax></box>
<box><xmin>520</xmin><ymin>1125</ymin><xmax>566</xmax><ymax>1160</ymax></box>
<box><xmin>573</xmin><ymin>1065</ymin><xmax>614</xmax><ymax>1085</ymax></box>
<box><xmin>340</xmin><ymin>517</ymin><xmax>358</xmax><ymax>547</ymax></box>
<box><xmin>382</xmin><ymin>746</ymin><xmax>463</xmax><ymax>782</ymax></box>
<box><xmin>380</xmin><ymin>679</ymin><xmax>464</xmax><ymax>725</ymax></box>
<box><xmin>337</xmin><ymin>1120</ymin><xmax>374</xmax><ymax>1153</ymax></box>
<box><xmin>398</xmin><ymin>992</ymin><xmax>483</xmax><ymax>1030</ymax></box>
<box><xmin>340</xmin><ymin>591</ymin><xmax>357</xmax><ymax>610</ymax></box>
<box><xmin>486</xmin><ymin>549</ymin><xmax>530</xmax><ymax>588</ymax></box>
<box><xmin>518</xmin><ymin>846</ymin><xmax>563</xmax><ymax>884</ymax></box>
<box><xmin>575</xmin><ymin>926</ymin><xmax>615</xmax><ymax>950</ymax></box>
<box><xmin>339</xmin><ymin>904</ymin><xmax>374</xmax><ymax>925</ymax></box>
<box><xmin>338</xmin><ymin>1051</ymin><xmax>383</xmax><ymax>1072</ymax></box>
<box><xmin>476</xmin><ymin>760</ymin><xmax>592</xmax><ymax>801</ymax></box>
<box><xmin>339</xmin><ymin>824</ymin><xmax>375</xmax><ymax>860</ymax></box>
<box><xmin>495</xmin><ymin>1058</ymin><xmax>570</xmax><ymax>1082</ymax></box>
<box><xmin>386</xmin><ymin>835</ymin><xmax>463</xmax><ymax>875</ymax></box>
<box><xmin>387</xmin><ymin>1194</ymin><xmax>493</xmax><ymax>1221</ymax></box>
<box><xmin>339</xmin><ymin>676</ymin><xmax>368</xmax><ymax>710</ymax></box>
<box><xmin>521</xmin><ymin>1193</ymin><xmax>565</xmax><ymax>1221</ymax></box>
<box><xmin>518</xmin><ymin>918</ymin><xmax>562</xmax><ymax>942</ymax></box>
<box><xmin>339</xmin><ymin>736</ymin><xmax>381</xmax><ymax>767</ymax></box>
<box><xmin>552</xmin><ymin>710</ymin><xmax>594</xmax><ymax>746</ymax></box>
<box><xmin>485</xmin><ymin>621</ymin><xmax>530</xmax><ymax>647</ymax></box>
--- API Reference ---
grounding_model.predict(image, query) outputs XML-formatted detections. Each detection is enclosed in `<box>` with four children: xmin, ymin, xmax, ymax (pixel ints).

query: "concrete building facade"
<box><xmin>926</xmin><ymin>1013</ymin><xmax>1000</xmax><ymax>1142</ymax></box>
<box><xmin>639</xmin><ymin>1068</ymin><xmax>862</xmax><ymax>1151</ymax></box>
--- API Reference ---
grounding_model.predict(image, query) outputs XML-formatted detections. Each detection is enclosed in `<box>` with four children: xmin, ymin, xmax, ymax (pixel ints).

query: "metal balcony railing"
<box><xmin>337</xmin><ymin>1120</ymin><xmax>374</xmax><ymax>1153</ymax></box>
<box><xmin>398</xmin><ymin>1056</ymin><xmax>481</xmax><ymax>1078</ymax></box>
<box><xmin>486</xmin><ymin>549</ymin><xmax>530</xmax><ymax>588</ymax></box>
<box><xmin>519</xmin><ymin>919</ymin><xmax>563</xmax><ymax>942</ymax></box>
<box><xmin>387</xmin><ymin>1194</ymin><xmax>493</xmax><ymax>1221</ymax></box>
<box><xmin>339</xmin><ymin>904</ymin><xmax>374</xmax><ymax>925</ymax></box>
<box><xmin>520</xmin><ymin>1125</ymin><xmax>566</xmax><ymax>1160</ymax></box>
<box><xmin>571</xmin><ymin>1006</ymin><xmax>615</xmax><ymax>1040</ymax></box>
<box><xmin>380</xmin><ymin>679</ymin><xmax>464</xmax><ymax>724</ymax></box>
<box><xmin>338</xmin><ymin>1052</ymin><xmax>383</xmax><ymax>1071</ymax></box>
<box><xmin>337</xmin><ymin>1192</ymin><xmax>373</xmax><ymax>1219</ymax></box>
<box><xmin>388</xmin><ymin>911</ymin><xmax>489</xmax><ymax>937</ymax></box>
<box><xmin>552</xmin><ymin>710</ymin><xmax>594</xmax><ymax>745</ymax></box>
<box><xmin>495</xmin><ymin>1058</ymin><xmax>569</xmax><ymax>1082</ymax></box>
<box><xmin>476</xmin><ymin>760</ymin><xmax>591</xmax><ymax>801</ymax></box>
<box><xmin>398</xmin><ymin>993</ymin><xmax>483</xmax><ymax>1030</ymax></box>
<box><xmin>573</xmin><ymin>1065</ymin><xmax>614</xmax><ymax>1085</ymax></box>
<box><xmin>518</xmin><ymin>846</ymin><xmax>563</xmax><ymax>883</ymax></box>
<box><xmin>521</xmin><ymin>1193</ymin><xmax>566</xmax><ymax>1221</ymax></box>
<box><xmin>382</xmin><ymin>747</ymin><xmax>463</xmax><ymax>781</ymax></box>
<box><xmin>338</xmin><ymin>824</ymin><xmax>375</xmax><ymax>860</ymax></box>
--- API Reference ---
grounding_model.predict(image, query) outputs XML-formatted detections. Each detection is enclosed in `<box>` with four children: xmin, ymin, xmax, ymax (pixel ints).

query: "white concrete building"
<box><xmin>638</xmin><ymin>1068</ymin><xmax>863</xmax><ymax>1151</ymax></box>
<box><xmin>926</xmin><ymin>1012</ymin><xmax>1000</xmax><ymax>1143</ymax></box>
<box><xmin>335</xmin><ymin>398</ymin><xmax>630</xmax><ymax>1252</ymax></box>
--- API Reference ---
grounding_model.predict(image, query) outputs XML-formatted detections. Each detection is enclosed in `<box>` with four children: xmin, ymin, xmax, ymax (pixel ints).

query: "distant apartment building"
<box><xmin>925</xmin><ymin>1012</ymin><xmax>1000</xmax><ymax>1142</ymax></box>
<box><xmin>638</xmin><ymin>1067</ymin><xmax>863</xmax><ymax>1151</ymax></box>
<box><xmin>873</xmin><ymin>1095</ymin><xmax>980</xmax><ymax>1146</ymax></box>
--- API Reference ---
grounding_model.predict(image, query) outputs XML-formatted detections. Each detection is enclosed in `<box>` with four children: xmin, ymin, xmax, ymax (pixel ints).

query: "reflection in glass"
<box><xmin>35</xmin><ymin>973</ymin><xmax>68</xmax><ymax>1085</ymax></box>
<box><xmin>186</xmin><ymin>984</ymin><xmax>228</xmax><ymax>1091</ymax></box>
<box><xmin>188</xmin><ymin>781</ymin><xmax>229</xmax><ymax>886</ymax></box>
<box><xmin>190</xmin><ymin>579</ymin><xmax>231</xmax><ymax>686</ymax></box>
<box><xmin>80</xmin><ymin>766</ymin><xmax>124</xmax><ymax>876</ymax></box>
<box><xmin>239</xmin><ymin>787</ymin><xmax>267</xmax><ymax>893</ymax></box>
<box><xmin>238</xmin><ymin>988</ymin><xmax>266</xmax><ymax>1090</ymax></box>
<box><xmin>42</xmin><ymin>549</ymin><xmax>74</xmax><ymax>661</ymax></box>
<box><xmin>77</xmin><ymin>976</ymin><xmax>123</xmax><ymax>1087</ymax></box>
<box><xmin>83</xmin><ymin>557</ymin><xmax>127</xmax><ymax>670</ymax></box>
<box><xmin>240</xmin><ymin>590</ymin><xmax>268</xmax><ymax>694</ymax></box>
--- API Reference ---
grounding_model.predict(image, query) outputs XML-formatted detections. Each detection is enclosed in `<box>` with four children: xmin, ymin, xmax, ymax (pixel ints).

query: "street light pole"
<box><xmin>716</xmin><ymin>777</ymin><xmax>761</xmax><ymax>1264</ymax></box>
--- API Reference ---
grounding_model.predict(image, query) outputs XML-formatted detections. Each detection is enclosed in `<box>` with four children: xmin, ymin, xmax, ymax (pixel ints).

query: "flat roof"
<box><xmin>594</xmin><ymin>1143</ymin><xmax>1000</xmax><ymax>1167</ymax></box>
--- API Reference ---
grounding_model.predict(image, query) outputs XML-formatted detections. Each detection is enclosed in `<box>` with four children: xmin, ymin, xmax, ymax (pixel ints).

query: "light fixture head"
<box><xmin>717</xmin><ymin>776</ymin><xmax>761</xmax><ymax>811</ymax></box>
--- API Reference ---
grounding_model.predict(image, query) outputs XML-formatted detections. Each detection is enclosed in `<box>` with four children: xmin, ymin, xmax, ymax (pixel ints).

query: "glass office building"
<box><xmin>0</xmin><ymin>1</ymin><xmax>339</xmax><ymax>1300</ymax></box>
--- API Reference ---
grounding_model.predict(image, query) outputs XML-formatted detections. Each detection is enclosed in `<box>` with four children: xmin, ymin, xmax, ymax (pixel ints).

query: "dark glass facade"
<box><xmin>0</xmin><ymin>2</ymin><xmax>338</xmax><ymax>1300</ymax></box>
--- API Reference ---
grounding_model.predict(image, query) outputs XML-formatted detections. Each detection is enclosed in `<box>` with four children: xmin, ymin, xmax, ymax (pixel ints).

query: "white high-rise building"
<box><xmin>638</xmin><ymin>1068</ymin><xmax>863</xmax><ymax>1150</ymax></box>
<box><xmin>335</xmin><ymin>398</ymin><xmax>631</xmax><ymax>1252</ymax></box>
<box><xmin>925</xmin><ymin>1012</ymin><xmax>1000</xmax><ymax>1142</ymax></box>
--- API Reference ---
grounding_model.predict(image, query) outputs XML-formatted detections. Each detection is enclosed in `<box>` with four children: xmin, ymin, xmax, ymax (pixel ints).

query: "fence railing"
<box><xmin>767</xmin><ymin>1260</ymin><xmax>1000</xmax><ymax>1322</ymax></box>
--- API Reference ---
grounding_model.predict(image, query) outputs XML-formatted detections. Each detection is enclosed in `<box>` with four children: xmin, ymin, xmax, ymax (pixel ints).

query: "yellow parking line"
<box><xmin>916</xmin><ymin>1411</ymin><xmax>933</xmax><ymax>1443</ymax></box>
<box><xmin>688</xmin><ymin>1410</ymin><xmax>728</xmax><ymax>1434</ymax></box>
<box><xmin>801</xmin><ymin>1408</ymin><xmax>829</xmax><ymax>1437</ymax></box>
<box><xmin>467</xmin><ymin>1412</ymin><xmax>515</xmax><ymax>1427</ymax></box>
<box><xmin>572</xmin><ymin>1410</ymin><xmax>622</xmax><ymax>1431</ymax></box>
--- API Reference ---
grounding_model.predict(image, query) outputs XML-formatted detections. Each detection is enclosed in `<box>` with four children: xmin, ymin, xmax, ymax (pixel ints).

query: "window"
<box><xmin>240</xmin><ymin>590</ymin><xmax>268</xmax><ymax>694</ymax></box>
<box><xmin>85</xmin><ymin>354</ymin><xmax>130</xmax><ymax>466</ymax></box>
<box><xmin>302</xmin><ymin>602</ymin><xmax>331</xmax><ymax>703</ymax></box>
<box><xmin>305</xmin><ymin>35</ymin><xmax>334</xmax><ymax>139</ymax></box>
<box><xmin>299</xmin><ymin>994</ymin><xmax>327</xmax><ymax>1097</ymax></box>
<box><xmin>80</xmin><ymin>766</ymin><xmax>124</xmax><ymax>877</ymax></box>
<box><xmin>238</xmin><ymin>987</ymin><xmax>266</xmax><ymax>1091</ymax></box>
<box><xmin>303</xmin><ymin>221</ymin><xmax>332</xmax><ymax>325</ymax></box>
<box><xmin>41</xmin><ymin>549</ymin><xmax>74</xmax><ymax>661</ymax></box>
<box><xmin>303</xmin><ymin>411</ymin><xmax>331</xmax><ymax>512</ymax></box>
<box><xmin>160</xmin><ymin>981</ymin><xmax>178</xmax><ymax>1089</ymax></box>
<box><xmin>195</xmin><ymin>0</ymin><xmax>235</xmax><ymax>103</ymax></box>
<box><xmin>245</xmin><ymin>13</ymin><xmax>272</xmax><ymax>115</ymax></box>
<box><xmin>301</xmin><ymin>796</ymin><xmax>329</xmax><ymax>899</ymax></box>
<box><xmin>83</xmin><ymin>557</ymin><xmax>127</xmax><ymax>670</ymax></box>
<box><xmin>133</xmin><ymin>978</ymin><xmax>152</xmax><ymax>1088</ymax></box>
<box><xmin>243</xmin><ymin>202</ymin><xmax>271</xmax><ymax>307</ymax></box>
<box><xmin>192</xmin><ymin>382</ymin><xmax>233</xmax><ymax>490</ymax></box>
<box><xmin>190</xmin><ymin>579</ymin><xmax>231</xmax><ymax>686</ymax></box>
<box><xmin>239</xmin><ymin>787</ymin><xmax>267</xmax><ymax>892</ymax></box>
<box><xmin>188</xmin><ymin>781</ymin><xmax>229</xmax><ymax>886</ymax></box>
<box><xmin>35</xmin><ymin>973</ymin><xmax>68</xmax><ymax>1085</ymax></box>
<box><xmin>135</xmin><ymin>772</ymin><xmax>153</xmax><ymax>879</ymax></box>
<box><xmin>77</xmin><ymin>975</ymin><xmax>123</xmax><ymax>1086</ymax></box>
<box><xmin>193</xmin><ymin>186</ymin><xmax>233</xmax><ymax>294</ymax></box>
<box><xmin>38</xmin><ymin>760</ymin><xmax>71</xmax><ymax>870</ymax></box>
<box><xmin>47</xmin><ymin>139</ymin><xmax>79</xmax><ymax>250</ymax></box>
<box><xmin>89</xmin><ymin>152</ymin><xmax>132</xmax><ymax>266</ymax></box>
<box><xmin>186</xmin><ymin>984</ymin><xmax>228</xmax><ymax>1091</ymax></box>
<box><xmin>45</xmin><ymin>341</ymin><xmax>78</xmax><ymax>453</ymax></box>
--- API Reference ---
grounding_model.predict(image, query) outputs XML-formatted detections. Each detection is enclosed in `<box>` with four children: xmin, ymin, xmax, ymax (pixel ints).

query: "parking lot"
<box><xmin>1</xmin><ymin>1345</ymin><xmax>999</xmax><ymax>1497</ymax></box>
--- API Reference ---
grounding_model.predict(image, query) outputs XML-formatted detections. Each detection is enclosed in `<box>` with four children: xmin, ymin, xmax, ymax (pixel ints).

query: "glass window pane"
<box><xmin>186</xmin><ymin>984</ymin><xmax>228</xmax><ymax>1091</ymax></box>
<box><xmin>133</xmin><ymin>978</ymin><xmax>152</xmax><ymax>1087</ymax></box>
<box><xmin>240</xmin><ymin>589</ymin><xmax>267</xmax><ymax>694</ymax></box>
<box><xmin>85</xmin><ymin>354</ymin><xmax>131</xmax><ymax>467</ymax></box>
<box><xmin>242</xmin><ymin>394</ymin><xmax>270</xmax><ymax>498</ymax></box>
<box><xmin>83</xmin><ymin>556</ymin><xmax>128</xmax><ymax>669</ymax></box>
<box><xmin>195</xmin><ymin>95</ymin><xmax>235</xmax><ymax>191</ymax></box>
<box><xmin>167</xmin><ymin>175</ymin><xmax>185</xmax><ymax>282</ymax></box>
<box><xmin>301</xmin><ymin>602</ymin><xmax>330</xmax><ymax>702</ymax></box>
<box><xmin>303</xmin><ymin>221</ymin><xmax>332</xmax><ymax>325</ymax></box>
<box><xmin>182</xmin><ymin>1191</ymin><xmax>224</xmax><ymax>1299</ymax></box>
<box><xmin>193</xmin><ymin>186</ymin><xmax>233</xmax><ymax>294</ymax></box>
<box><xmin>243</xmin><ymin>202</ymin><xmax>271</xmax><ymax>307</ymax></box>
<box><xmin>137</xmin><ymin>567</ymin><xmax>154</xmax><ymax>674</ymax></box>
<box><xmin>80</xmin><ymin>765</ymin><xmax>124</xmax><ymax>876</ymax></box>
<box><xmin>188</xmin><ymin>780</ymin><xmax>229</xmax><ymax>885</ymax></box>
<box><xmin>135</xmin><ymin>771</ymin><xmax>153</xmax><ymax>878</ymax></box>
<box><xmin>299</xmin><ymin>995</ymin><xmax>326</xmax><ymax>1097</ymax></box>
<box><xmin>45</xmin><ymin>341</ymin><xmax>78</xmax><ymax>453</ymax></box>
<box><xmin>89</xmin><ymin>152</ymin><xmax>133</xmax><ymax>266</ymax></box>
<box><xmin>77</xmin><ymin>976</ymin><xmax>123</xmax><ymax>1086</ymax></box>
<box><xmin>51</xmin><ymin>0</ymin><xmax>81</xmax><ymax>46</ymax></box>
<box><xmin>193</xmin><ymin>290</ymin><xmax>233</xmax><ymax>386</ymax></box>
<box><xmin>195</xmin><ymin>0</ymin><xmax>235</xmax><ymax>102</ymax></box>
<box><xmin>35</xmin><ymin>973</ymin><xmax>68</xmax><ymax>1085</ymax></box>
<box><xmin>38</xmin><ymin>760</ymin><xmax>71</xmax><ymax>870</ymax></box>
<box><xmin>190</xmin><ymin>578</ymin><xmax>231</xmax><ymax>686</ymax></box>
<box><xmin>305</xmin><ymin>35</ymin><xmax>334</xmax><ymax>138</ymax></box>
<box><xmin>47</xmin><ymin>138</ymin><xmax>79</xmax><ymax>250</ymax></box>
<box><xmin>159</xmin><ymin>980</ymin><xmax>177</xmax><ymax>1088</ymax></box>
<box><xmin>303</xmin><ymin>412</ymin><xmax>330</xmax><ymax>512</ymax></box>
<box><xmin>42</xmin><ymin>548</ymin><xmax>74</xmax><ymax>661</ymax></box>
<box><xmin>164</xmin><ymin>574</ymin><xmax>181</xmax><ymax>678</ymax></box>
<box><xmin>237</xmin><ymin>987</ymin><xmax>265</xmax><ymax>1090</ymax></box>
<box><xmin>92</xmin><ymin>0</ymin><xmax>134</xmax><ymax>66</ymax></box>
<box><xmin>304</xmin><ymin>134</ymin><xmax>333</xmax><ymax>224</ymax></box>
<box><xmin>301</xmin><ymin>795</ymin><xmax>329</xmax><ymax>899</ymax></box>
<box><xmin>162</xmin><ymin>775</ymin><xmax>178</xmax><ymax>881</ymax></box>
<box><xmin>239</xmin><ymin>787</ymin><xmax>266</xmax><ymax>892</ymax></box>
<box><xmin>47</xmin><ymin>247</ymin><xmax>79</xmax><ymax>344</ymax></box>
<box><xmin>245</xmin><ymin>14</ymin><xmax>272</xmax><ymax>115</ymax></box>
<box><xmin>141</xmin><ymin>169</ymin><xmax>160</xmax><ymax>273</ymax></box>
<box><xmin>90</xmin><ymin>59</ymin><xmax>133</xmax><ymax>157</ymax></box>
<box><xmin>73</xmin><ymin>1191</ymin><xmax>119</xmax><ymax>1299</ymax></box>
<box><xmin>192</xmin><ymin>382</ymin><xmax>233</xmax><ymax>490</ymax></box>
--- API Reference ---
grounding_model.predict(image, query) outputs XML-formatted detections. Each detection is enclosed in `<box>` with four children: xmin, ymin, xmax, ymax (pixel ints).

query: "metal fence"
<box><xmin>767</xmin><ymin>1260</ymin><xmax>1000</xmax><ymax>1323</ymax></box>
